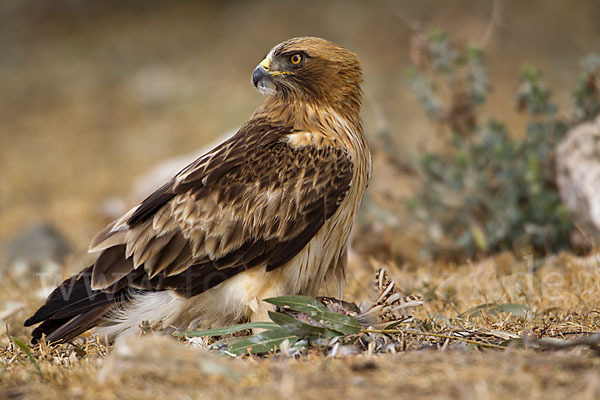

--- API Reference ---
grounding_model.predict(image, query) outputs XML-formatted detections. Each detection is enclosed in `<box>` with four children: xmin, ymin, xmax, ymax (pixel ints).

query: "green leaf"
<box><xmin>491</xmin><ymin>303</ymin><xmax>531</xmax><ymax>318</ymax></box>
<box><xmin>264</xmin><ymin>295</ymin><xmax>329</xmax><ymax>314</ymax></box>
<box><xmin>224</xmin><ymin>327</ymin><xmax>298</xmax><ymax>355</ymax></box>
<box><xmin>310</xmin><ymin>311</ymin><xmax>362</xmax><ymax>335</ymax></box>
<box><xmin>267</xmin><ymin>311</ymin><xmax>341</xmax><ymax>338</ymax></box>
<box><xmin>428</xmin><ymin>28</ymin><xmax>446</xmax><ymax>42</ymax></box>
<box><xmin>264</xmin><ymin>296</ymin><xmax>361</xmax><ymax>335</ymax></box>
<box><xmin>470</xmin><ymin>223</ymin><xmax>488</xmax><ymax>251</ymax></box>
<box><xmin>11</xmin><ymin>336</ymin><xmax>43</xmax><ymax>379</ymax></box>
<box><xmin>458</xmin><ymin>303</ymin><xmax>530</xmax><ymax>319</ymax></box>
<box><xmin>177</xmin><ymin>322</ymin><xmax>279</xmax><ymax>337</ymax></box>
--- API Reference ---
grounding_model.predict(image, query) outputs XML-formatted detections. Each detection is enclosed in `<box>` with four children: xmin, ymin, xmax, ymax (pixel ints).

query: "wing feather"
<box><xmin>88</xmin><ymin>118</ymin><xmax>354</xmax><ymax>296</ymax></box>
<box><xmin>145</xmin><ymin>231</ymin><xmax>187</xmax><ymax>277</ymax></box>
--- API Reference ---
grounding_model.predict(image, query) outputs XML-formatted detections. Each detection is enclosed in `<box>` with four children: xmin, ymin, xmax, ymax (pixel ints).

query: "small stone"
<box><xmin>3</xmin><ymin>222</ymin><xmax>71</xmax><ymax>275</ymax></box>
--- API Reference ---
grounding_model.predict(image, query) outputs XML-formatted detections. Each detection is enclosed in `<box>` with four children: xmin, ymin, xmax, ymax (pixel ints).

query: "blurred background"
<box><xmin>1</xmin><ymin>0</ymin><xmax>599</xmax><ymax>270</ymax></box>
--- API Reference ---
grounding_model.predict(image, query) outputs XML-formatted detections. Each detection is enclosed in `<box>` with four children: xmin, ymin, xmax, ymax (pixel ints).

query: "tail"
<box><xmin>24</xmin><ymin>266</ymin><xmax>128</xmax><ymax>344</ymax></box>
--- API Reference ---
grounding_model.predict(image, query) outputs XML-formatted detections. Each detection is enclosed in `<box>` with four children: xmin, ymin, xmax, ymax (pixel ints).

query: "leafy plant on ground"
<box><xmin>178</xmin><ymin>295</ymin><xmax>362</xmax><ymax>356</ymax></box>
<box><xmin>178</xmin><ymin>270</ymin><xmax>427</xmax><ymax>356</ymax></box>
<box><xmin>177</xmin><ymin>294</ymin><xmax>534</xmax><ymax>356</ymax></box>
<box><xmin>406</xmin><ymin>30</ymin><xmax>600</xmax><ymax>260</ymax></box>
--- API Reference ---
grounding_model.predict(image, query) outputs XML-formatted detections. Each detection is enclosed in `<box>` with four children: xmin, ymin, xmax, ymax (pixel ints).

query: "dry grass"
<box><xmin>3</xmin><ymin>252</ymin><xmax>600</xmax><ymax>399</ymax></box>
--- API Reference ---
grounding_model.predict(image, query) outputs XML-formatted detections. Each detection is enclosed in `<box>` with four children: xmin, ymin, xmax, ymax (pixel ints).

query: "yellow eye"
<box><xmin>290</xmin><ymin>53</ymin><xmax>303</xmax><ymax>65</ymax></box>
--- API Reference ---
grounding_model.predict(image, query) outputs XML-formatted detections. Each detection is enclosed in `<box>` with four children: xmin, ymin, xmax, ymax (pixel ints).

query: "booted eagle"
<box><xmin>25</xmin><ymin>37</ymin><xmax>372</xmax><ymax>343</ymax></box>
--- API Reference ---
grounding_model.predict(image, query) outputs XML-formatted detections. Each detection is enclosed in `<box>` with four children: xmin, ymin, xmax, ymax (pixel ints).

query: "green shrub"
<box><xmin>407</xmin><ymin>31</ymin><xmax>600</xmax><ymax>260</ymax></box>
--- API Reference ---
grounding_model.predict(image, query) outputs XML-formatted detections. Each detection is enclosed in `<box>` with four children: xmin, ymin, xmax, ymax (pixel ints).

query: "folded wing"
<box><xmin>89</xmin><ymin>116</ymin><xmax>354</xmax><ymax>297</ymax></box>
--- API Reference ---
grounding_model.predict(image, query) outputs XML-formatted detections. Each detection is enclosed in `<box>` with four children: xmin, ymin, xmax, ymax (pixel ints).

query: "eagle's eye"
<box><xmin>290</xmin><ymin>53</ymin><xmax>303</xmax><ymax>65</ymax></box>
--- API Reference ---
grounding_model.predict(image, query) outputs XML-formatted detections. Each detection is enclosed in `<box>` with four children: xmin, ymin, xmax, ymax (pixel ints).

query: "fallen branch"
<box><xmin>362</xmin><ymin>329</ymin><xmax>506</xmax><ymax>350</ymax></box>
<box><xmin>523</xmin><ymin>332</ymin><xmax>600</xmax><ymax>354</ymax></box>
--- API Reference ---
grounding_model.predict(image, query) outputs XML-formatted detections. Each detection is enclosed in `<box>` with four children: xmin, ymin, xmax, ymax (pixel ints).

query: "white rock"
<box><xmin>556</xmin><ymin>115</ymin><xmax>600</xmax><ymax>242</ymax></box>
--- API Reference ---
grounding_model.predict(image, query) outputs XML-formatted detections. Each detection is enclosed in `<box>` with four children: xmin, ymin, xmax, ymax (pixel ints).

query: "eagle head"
<box><xmin>252</xmin><ymin>37</ymin><xmax>363</xmax><ymax>108</ymax></box>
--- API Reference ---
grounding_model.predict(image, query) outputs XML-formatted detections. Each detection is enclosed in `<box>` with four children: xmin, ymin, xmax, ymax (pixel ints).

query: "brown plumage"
<box><xmin>25</xmin><ymin>37</ymin><xmax>372</xmax><ymax>343</ymax></box>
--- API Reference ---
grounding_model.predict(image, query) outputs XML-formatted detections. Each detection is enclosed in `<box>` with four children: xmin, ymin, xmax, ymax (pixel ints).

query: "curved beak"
<box><xmin>252</xmin><ymin>65</ymin><xmax>271</xmax><ymax>88</ymax></box>
<box><xmin>252</xmin><ymin>56</ymin><xmax>275</xmax><ymax>94</ymax></box>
